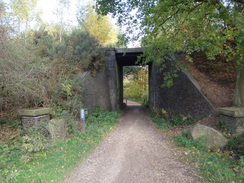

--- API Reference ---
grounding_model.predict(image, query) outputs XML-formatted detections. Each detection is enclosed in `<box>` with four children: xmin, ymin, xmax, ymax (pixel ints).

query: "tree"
<box><xmin>123</xmin><ymin>66</ymin><xmax>141</xmax><ymax>79</ymax></box>
<box><xmin>77</xmin><ymin>4</ymin><xmax>118</xmax><ymax>46</ymax></box>
<box><xmin>96</xmin><ymin>0</ymin><xmax>244</xmax><ymax>106</ymax></box>
<box><xmin>9</xmin><ymin>0</ymin><xmax>41</xmax><ymax>31</ymax></box>
<box><xmin>96</xmin><ymin>0</ymin><xmax>243</xmax><ymax>63</ymax></box>
<box><xmin>124</xmin><ymin>66</ymin><xmax>148</xmax><ymax>103</ymax></box>
<box><xmin>55</xmin><ymin>0</ymin><xmax>71</xmax><ymax>42</ymax></box>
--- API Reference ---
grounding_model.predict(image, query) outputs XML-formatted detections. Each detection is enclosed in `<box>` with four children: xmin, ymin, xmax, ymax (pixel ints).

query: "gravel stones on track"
<box><xmin>62</xmin><ymin>104</ymin><xmax>198</xmax><ymax>183</ymax></box>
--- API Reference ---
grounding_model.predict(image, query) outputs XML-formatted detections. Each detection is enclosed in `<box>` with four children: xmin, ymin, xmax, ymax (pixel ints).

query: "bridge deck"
<box><xmin>115</xmin><ymin>48</ymin><xmax>145</xmax><ymax>66</ymax></box>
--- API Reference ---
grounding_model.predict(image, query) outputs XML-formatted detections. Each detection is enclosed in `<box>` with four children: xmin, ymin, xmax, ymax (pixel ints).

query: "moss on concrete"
<box><xmin>18</xmin><ymin>108</ymin><xmax>52</xmax><ymax>116</ymax></box>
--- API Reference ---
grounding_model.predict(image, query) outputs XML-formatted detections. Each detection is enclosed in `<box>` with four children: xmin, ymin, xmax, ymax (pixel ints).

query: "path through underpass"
<box><xmin>62</xmin><ymin>101</ymin><xmax>198</xmax><ymax>183</ymax></box>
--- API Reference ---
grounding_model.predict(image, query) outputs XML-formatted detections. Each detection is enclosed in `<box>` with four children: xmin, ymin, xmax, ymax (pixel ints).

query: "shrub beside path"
<box><xmin>62</xmin><ymin>102</ymin><xmax>199</xmax><ymax>183</ymax></box>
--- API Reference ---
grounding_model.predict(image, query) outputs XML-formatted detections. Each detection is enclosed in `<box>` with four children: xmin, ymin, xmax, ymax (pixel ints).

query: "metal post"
<box><xmin>80</xmin><ymin>109</ymin><xmax>85</xmax><ymax>133</ymax></box>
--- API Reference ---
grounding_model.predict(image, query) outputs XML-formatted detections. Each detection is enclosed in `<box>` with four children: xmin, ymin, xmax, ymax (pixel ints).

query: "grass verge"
<box><xmin>149</xmin><ymin>110</ymin><xmax>244</xmax><ymax>183</ymax></box>
<box><xmin>0</xmin><ymin>110</ymin><xmax>120</xmax><ymax>183</ymax></box>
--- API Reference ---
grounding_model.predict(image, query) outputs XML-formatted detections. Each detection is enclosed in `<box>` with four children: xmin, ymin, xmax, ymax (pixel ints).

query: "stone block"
<box><xmin>22</xmin><ymin>114</ymin><xmax>50</xmax><ymax>129</ymax></box>
<box><xmin>220</xmin><ymin>115</ymin><xmax>244</xmax><ymax>136</ymax></box>
<box><xmin>190</xmin><ymin>124</ymin><xmax>228</xmax><ymax>149</ymax></box>
<box><xmin>18</xmin><ymin>107</ymin><xmax>52</xmax><ymax>117</ymax></box>
<box><xmin>219</xmin><ymin>107</ymin><xmax>244</xmax><ymax>117</ymax></box>
<box><xmin>219</xmin><ymin>107</ymin><xmax>244</xmax><ymax>136</ymax></box>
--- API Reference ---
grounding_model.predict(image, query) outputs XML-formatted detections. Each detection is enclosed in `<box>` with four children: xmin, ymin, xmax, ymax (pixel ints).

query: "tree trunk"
<box><xmin>234</xmin><ymin>66</ymin><xmax>244</xmax><ymax>107</ymax></box>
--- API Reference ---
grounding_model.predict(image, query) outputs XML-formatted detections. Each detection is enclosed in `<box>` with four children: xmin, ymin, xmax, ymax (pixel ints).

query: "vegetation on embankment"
<box><xmin>0</xmin><ymin>1</ymin><xmax>121</xmax><ymax>118</ymax></box>
<box><xmin>0</xmin><ymin>108</ymin><xmax>120</xmax><ymax>183</ymax></box>
<box><xmin>149</xmin><ymin>109</ymin><xmax>244</xmax><ymax>183</ymax></box>
<box><xmin>0</xmin><ymin>2</ymin><xmax>121</xmax><ymax>182</ymax></box>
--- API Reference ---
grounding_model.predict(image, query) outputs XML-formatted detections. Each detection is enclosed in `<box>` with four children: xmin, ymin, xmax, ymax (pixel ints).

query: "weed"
<box><xmin>225</xmin><ymin>135</ymin><xmax>244</xmax><ymax>158</ymax></box>
<box><xmin>168</xmin><ymin>114</ymin><xmax>195</xmax><ymax>126</ymax></box>
<box><xmin>218</xmin><ymin>120</ymin><xmax>227</xmax><ymax>130</ymax></box>
<box><xmin>0</xmin><ymin>109</ymin><xmax>120</xmax><ymax>183</ymax></box>
<box><xmin>0</xmin><ymin>118</ymin><xmax>8</xmax><ymax>124</ymax></box>
<box><xmin>148</xmin><ymin>109</ymin><xmax>194</xmax><ymax>129</ymax></box>
<box><xmin>22</xmin><ymin>132</ymin><xmax>48</xmax><ymax>152</ymax></box>
<box><xmin>149</xmin><ymin>109</ymin><xmax>243</xmax><ymax>182</ymax></box>
<box><xmin>174</xmin><ymin>131</ymin><xmax>207</xmax><ymax>151</ymax></box>
<box><xmin>173</xmin><ymin>132</ymin><xmax>243</xmax><ymax>182</ymax></box>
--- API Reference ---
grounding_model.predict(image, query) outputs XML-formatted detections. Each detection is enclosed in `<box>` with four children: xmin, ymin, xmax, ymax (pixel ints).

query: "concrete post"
<box><xmin>219</xmin><ymin>66</ymin><xmax>244</xmax><ymax>135</ymax></box>
<box><xmin>234</xmin><ymin>67</ymin><xmax>244</xmax><ymax>107</ymax></box>
<box><xmin>106</xmin><ymin>50</ymin><xmax>118</xmax><ymax>111</ymax></box>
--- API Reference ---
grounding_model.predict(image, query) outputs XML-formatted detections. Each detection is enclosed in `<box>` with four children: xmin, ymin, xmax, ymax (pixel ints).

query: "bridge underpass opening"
<box><xmin>115</xmin><ymin>48</ymin><xmax>152</xmax><ymax>108</ymax></box>
<box><xmin>123</xmin><ymin>66</ymin><xmax>149</xmax><ymax>106</ymax></box>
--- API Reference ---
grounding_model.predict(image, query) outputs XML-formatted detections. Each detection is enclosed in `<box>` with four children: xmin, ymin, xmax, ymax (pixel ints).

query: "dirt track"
<box><xmin>62</xmin><ymin>102</ymin><xmax>198</xmax><ymax>183</ymax></box>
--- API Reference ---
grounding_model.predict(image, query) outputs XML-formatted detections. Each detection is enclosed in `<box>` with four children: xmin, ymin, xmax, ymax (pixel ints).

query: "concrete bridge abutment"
<box><xmin>83</xmin><ymin>48</ymin><xmax>214</xmax><ymax>119</ymax></box>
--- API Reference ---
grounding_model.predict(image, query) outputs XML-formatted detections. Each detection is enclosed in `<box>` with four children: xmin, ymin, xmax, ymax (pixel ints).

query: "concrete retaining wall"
<box><xmin>83</xmin><ymin>64</ymin><xmax>112</xmax><ymax>112</ymax></box>
<box><xmin>150</xmin><ymin>54</ymin><xmax>214</xmax><ymax>119</ymax></box>
<box><xmin>83</xmin><ymin>50</ymin><xmax>118</xmax><ymax>112</ymax></box>
<box><xmin>83</xmin><ymin>50</ymin><xmax>214</xmax><ymax>119</ymax></box>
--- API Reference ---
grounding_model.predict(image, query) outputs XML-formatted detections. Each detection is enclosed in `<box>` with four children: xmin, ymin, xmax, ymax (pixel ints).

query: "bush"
<box><xmin>0</xmin><ymin>26</ymin><xmax>107</xmax><ymax>119</ymax></box>
<box><xmin>149</xmin><ymin>109</ymin><xmax>195</xmax><ymax>129</ymax></box>
<box><xmin>174</xmin><ymin>130</ymin><xmax>243</xmax><ymax>182</ymax></box>
<box><xmin>174</xmin><ymin>131</ymin><xmax>207</xmax><ymax>151</ymax></box>
<box><xmin>0</xmin><ymin>109</ymin><xmax>120</xmax><ymax>183</ymax></box>
<box><xmin>225</xmin><ymin>135</ymin><xmax>244</xmax><ymax>158</ymax></box>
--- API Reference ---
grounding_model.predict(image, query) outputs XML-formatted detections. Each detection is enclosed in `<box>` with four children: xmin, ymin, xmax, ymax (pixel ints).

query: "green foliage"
<box><xmin>0</xmin><ymin>29</ymin><xmax>51</xmax><ymax>113</ymax></box>
<box><xmin>0</xmin><ymin>118</ymin><xmax>9</xmax><ymax>125</ymax></box>
<box><xmin>61</xmin><ymin>30</ymin><xmax>107</xmax><ymax>73</ymax></box>
<box><xmin>218</xmin><ymin>120</ymin><xmax>244</xmax><ymax>158</ymax></box>
<box><xmin>148</xmin><ymin>106</ymin><xmax>244</xmax><ymax>182</ymax></box>
<box><xmin>77</xmin><ymin>4</ymin><xmax>118</xmax><ymax>46</ymax></box>
<box><xmin>123</xmin><ymin>66</ymin><xmax>143</xmax><ymax>79</ymax></box>
<box><xmin>173</xmin><ymin>130</ymin><xmax>244</xmax><ymax>182</ymax></box>
<box><xmin>167</xmin><ymin>114</ymin><xmax>195</xmax><ymax>126</ymax></box>
<box><xmin>226</xmin><ymin>135</ymin><xmax>244</xmax><ymax>158</ymax></box>
<box><xmin>0</xmin><ymin>110</ymin><xmax>120</xmax><ymax>183</ymax></box>
<box><xmin>22</xmin><ymin>132</ymin><xmax>48</xmax><ymax>153</ymax></box>
<box><xmin>149</xmin><ymin>112</ymin><xmax>172</xmax><ymax>129</ymax></box>
<box><xmin>218</xmin><ymin>119</ymin><xmax>228</xmax><ymax>130</ymax></box>
<box><xmin>0</xmin><ymin>23</ymin><xmax>107</xmax><ymax>117</ymax></box>
<box><xmin>148</xmin><ymin>109</ymin><xmax>195</xmax><ymax>128</ymax></box>
<box><xmin>96</xmin><ymin>0</ymin><xmax>244</xmax><ymax>84</ymax></box>
<box><xmin>174</xmin><ymin>131</ymin><xmax>207</xmax><ymax>150</ymax></box>
<box><xmin>124</xmin><ymin>66</ymin><xmax>148</xmax><ymax>103</ymax></box>
<box><xmin>116</xmin><ymin>31</ymin><xmax>128</xmax><ymax>47</ymax></box>
<box><xmin>174</xmin><ymin>132</ymin><xmax>244</xmax><ymax>182</ymax></box>
<box><xmin>10</xmin><ymin>0</ymin><xmax>39</xmax><ymax>22</ymax></box>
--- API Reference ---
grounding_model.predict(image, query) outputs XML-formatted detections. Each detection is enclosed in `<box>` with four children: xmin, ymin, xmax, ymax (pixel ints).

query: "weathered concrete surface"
<box><xmin>219</xmin><ymin>112</ymin><xmax>244</xmax><ymax>136</ymax></box>
<box><xmin>219</xmin><ymin>107</ymin><xmax>244</xmax><ymax>117</ymax></box>
<box><xmin>106</xmin><ymin>50</ymin><xmax>118</xmax><ymax>111</ymax></box>
<box><xmin>22</xmin><ymin>114</ymin><xmax>50</xmax><ymax>129</ymax></box>
<box><xmin>234</xmin><ymin>67</ymin><xmax>244</xmax><ymax>107</ymax></box>
<box><xmin>150</xmin><ymin>53</ymin><xmax>214</xmax><ymax>119</ymax></box>
<box><xmin>83</xmin><ymin>49</ymin><xmax>214</xmax><ymax>119</ymax></box>
<box><xmin>219</xmin><ymin>67</ymin><xmax>244</xmax><ymax>136</ymax></box>
<box><xmin>190</xmin><ymin>124</ymin><xmax>228</xmax><ymax>149</ymax></box>
<box><xmin>18</xmin><ymin>108</ymin><xmax>52</xmax><ymax>116</ymax></box>
<box><xmin>83</xmin><ymin>64</ymin><xmax>112</xmax><ymax>113</ymax></box>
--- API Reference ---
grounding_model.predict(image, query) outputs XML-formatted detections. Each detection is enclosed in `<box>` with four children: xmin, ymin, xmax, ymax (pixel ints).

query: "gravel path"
<box><xmin>62</xmin><ymin>103</ymin><xmax>198</xmax><ymax>183</ymax></box>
